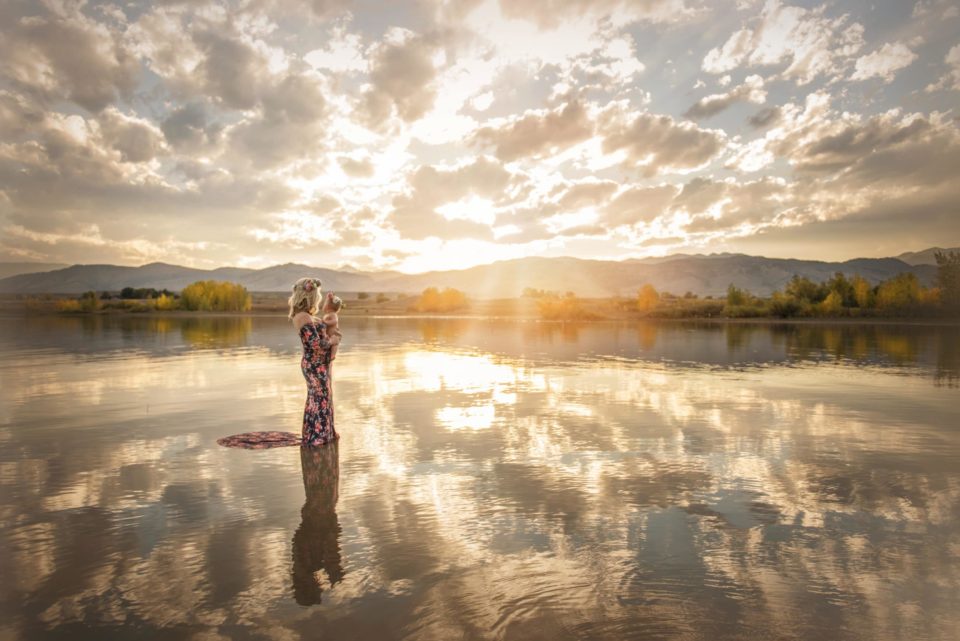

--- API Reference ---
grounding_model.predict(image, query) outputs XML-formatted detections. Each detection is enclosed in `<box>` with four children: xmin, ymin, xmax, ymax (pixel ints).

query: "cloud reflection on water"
<box><xmin>0</xmin><ymin>316</ymin><xmax>958</xmax><ymax>640</ymax></box>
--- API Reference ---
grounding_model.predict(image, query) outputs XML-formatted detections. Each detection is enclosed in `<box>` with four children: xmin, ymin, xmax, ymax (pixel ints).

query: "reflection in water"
<box><xmin>292</xmin><ymin>444</ymin><xmax>344</xmax><ymax>605</ymax></box>
<box><xmin>179</xmin><ymin>316</ymin><xmax>252</xmax><ymax>348</ymax></box>
<box><xmin>0</xmin><ymin>316</ymin><xmax>958</xmax><ymax>640</ymax></box>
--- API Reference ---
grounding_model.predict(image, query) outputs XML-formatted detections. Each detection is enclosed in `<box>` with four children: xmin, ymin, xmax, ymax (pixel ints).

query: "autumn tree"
<box><xmin>180</xmin><ymin>281</ymin><xmax>252</xmax><ymax>311</ymax></box>
<box><xmin>415</xmin><ymin>287</ymin><xmax>468</xmax><ymax>312</ymax></box>
<box><xmin>875</xmin><ymin>273</ymin><xmax>921</xmax><ymax>311</ymax></box>
<box><xmin>637</xmin><ymin>284</ymin><xmax>660</xmax><ymax>311</ymax></box>
<box><xmin>851</xmin><ymin>275</ymin><xmax>873</xmax><ymax>308</ymax></box>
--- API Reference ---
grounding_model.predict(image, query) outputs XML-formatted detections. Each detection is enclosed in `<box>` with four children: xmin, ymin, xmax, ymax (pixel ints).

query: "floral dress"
<box><xmin>299</xmin><ymin>321</ymin><xmax>338</xmax><ymax>446</ymax></box>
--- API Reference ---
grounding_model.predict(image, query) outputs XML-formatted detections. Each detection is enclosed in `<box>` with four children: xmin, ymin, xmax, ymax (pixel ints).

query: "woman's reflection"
<box><xmin>291</xmin><ymin>443</ymin><xmax>344</xmax><ymax>605</ymax></box>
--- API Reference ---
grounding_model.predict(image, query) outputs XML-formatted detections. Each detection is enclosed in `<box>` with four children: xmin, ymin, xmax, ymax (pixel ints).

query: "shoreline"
<box><xmin>3</xmin><ymin>308</ymin><xmax>958</xmax><ymax>326</ymax></box>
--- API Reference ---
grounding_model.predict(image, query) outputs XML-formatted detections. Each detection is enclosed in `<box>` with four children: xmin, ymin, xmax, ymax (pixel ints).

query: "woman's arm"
<box><xmin>313</xmin><ymin>321</ymin><xmax>341</xmax><ymax>349</ymax></box>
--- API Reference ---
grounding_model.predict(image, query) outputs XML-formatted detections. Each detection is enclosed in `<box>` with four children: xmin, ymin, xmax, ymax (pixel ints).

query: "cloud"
<box><xmin>747</xmin><ymin>106</ymin><xmax>781</xmax><ymax>128</ymax></box>
<box><xmin>0</xmin><ymin>90</ymin><xmax>45</xmax><ymax>138</ymax></box>
<box><xmin>1</xmin><ymin>0</ymin><xmax>957</xmax><ymax>268</ymax></box>
<box><xmin>851</xmin><ymin>42</ymin><xmax>918</xmax><ymax>83</ymax></box>
<box><xmin>98</xmin><ymin>108</ymin><xmax>167</xmax><ymax>163</ymax></box>
<box><xmin>556</xmin><ymin>180</ymin><xmax>618</xmax><ymax>211</ymax></box>
<box><xmin>499</xmin><ymin>0</ymin><xmax>694</xmax><ymax>29</ymax></box>
<box><xmin>685</xmin><ymin>74</ymin><xmax>766</xmax><ymax>119</ymax></box>
<box><xmin>338</xmin><ymin>156</ymin><xmax>375</xmax><ymax>177</ymax></box>
<box><xmin>702</xmin><ymin>0</ymin><xmax>864</xmax><ymax>85</ymax></box>
<box><xmin>671</xmin><ymin>177</ymin><xmax>727</xmax><ymax>215</ymax></box>
<box><xmin>788</xmin><ymin>111</ymin><xmax>950</xmax><ymax>182</ymax></box>
<box><xmin>683</xmin><ymin>177</ymin><xmax>785</xmax><ymax>233</ymax></box>
<box><xmin>0</xmin><ymin>2</ymin><xmax>138</xmax><ymax>111</ymax></box>
<box><xmin>599</xmin><ymin>108</ymin><xmax>726</xmax><ymax>175</ymax></box>
<box><xmin>362</xmin><ymin>28</ymin><xmax>440</xmax><ymax>125</ymax></box>
<box><xmin>471</xmin><ymin>99</ymin><xmax>593</xmax><ymax>161</ymax></box>
<box><xmin>926</xmin><ymin>44</ymin><xmax>960</xmax><ymax>92</ymax></box>
<box><xmin>603</xmin><ymin>184</ymin><xmax>679</xmax><ymax>226</ymax></box>
<box><xmin>194</xmin><ymin>29</ymin><xmax>274</xmax><ymax>111</ymax></box>
<box><xmin>226</xmin><ymin>72</ymin><xmax>330</xmax><ymax>168</ymax></box>
<box><xmin>304</xmin><ymin>21</ymin><xmax>369</xmax><ymax>73</ymax></box>
<box><xmin>388</xmin><ymin>156</ymin><xmax>512</xmax><ymax>240</ymax></box>
<box><xmin>160</xmin><ymin>103</ymin><xmax>223</xmax><ymax>151</ymax></box>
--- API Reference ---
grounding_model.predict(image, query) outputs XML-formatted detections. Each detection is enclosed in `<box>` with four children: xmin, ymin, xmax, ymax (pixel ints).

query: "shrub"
<box><xmin>79</xmin><ymin>291</ymin><xmax>101</xmax><ymax>312</ymax></box>
<box><xmin>155</xmin><ymin>293</ymin><xmax>179</xmax><ymax>311</ymax></box>
<box><xmin>56</xmin><ymin>299</ymin><xmax>82</xmax><ymax>312</ymax></box>
<box><xmin>768</xmin><ymin>292</ymin><xmax>803</xmax><ymax>318</ymax></box>
<box><xmin>376</xmin><ymin>293</ymin><xmax>389</xmax><ymax>303</ymax></box>
<box><xmin>536</xmin><ymin>293</ymin><xmax>602</xmax><ymax>320</ymax></box>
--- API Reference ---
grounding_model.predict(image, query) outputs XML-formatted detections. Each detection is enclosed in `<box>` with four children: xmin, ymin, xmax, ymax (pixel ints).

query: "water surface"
<box><xmin>1</xmin><ymin>315</ymin><xmax>958</xmax><ymax>640</ymax></box>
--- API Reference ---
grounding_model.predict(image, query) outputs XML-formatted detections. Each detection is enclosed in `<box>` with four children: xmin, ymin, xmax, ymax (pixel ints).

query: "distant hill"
<box><xmin>373</xmin><ymin>255</ymin><xmax>936</xmax><ymax>298</ymax></box>
<box><xmin>896</xmin><ymin>247</ymin><xmax>960</xmax><ymax>265</ymax></box>
<box><xmin>0</xmin><ymin>252</ymin><xmax>941</xmax><ymax>297</ymax></box>
<box><xmin>0</xmin><ymin>262</ymin><xmax>69</xmax><ymax>280</ymax></box>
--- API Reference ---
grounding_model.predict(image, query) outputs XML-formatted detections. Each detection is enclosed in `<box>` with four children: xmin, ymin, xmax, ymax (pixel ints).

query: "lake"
<box><xmin>1</xmin><ymin>315</ymin><xmax>958</xmax><ymax>641</ymax></box>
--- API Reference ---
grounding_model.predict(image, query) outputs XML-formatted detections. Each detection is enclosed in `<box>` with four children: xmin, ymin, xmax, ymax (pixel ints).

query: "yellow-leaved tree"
<box><xmin>636</xmin><ymin>284</ymin><xmax>660</xmax><ymax>312</ymax></box>
<box><xmin>415</xmin><ymin>287</ymin><xmax>468</xmax><ymax>313</ymax></box>
<box><xmin>180</xmin><ymin>281</ymin><xmax>252</xmax><ymax>311</ymax></box>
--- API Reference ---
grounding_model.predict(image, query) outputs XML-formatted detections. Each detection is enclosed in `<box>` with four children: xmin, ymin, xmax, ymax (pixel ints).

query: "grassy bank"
<box><xmin>4</xmin><ymin>292</ymin><xmax>958</xmax><ymax>324</ymax></box>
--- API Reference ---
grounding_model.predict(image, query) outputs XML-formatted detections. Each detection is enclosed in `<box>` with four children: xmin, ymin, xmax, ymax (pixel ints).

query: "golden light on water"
<box><xmin>2</xmin><ymin>316</ymin><xmax>959</xmax><ymax>639</ymax></box>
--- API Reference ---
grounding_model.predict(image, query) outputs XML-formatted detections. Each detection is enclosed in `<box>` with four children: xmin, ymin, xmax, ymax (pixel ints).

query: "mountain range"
<box><xmin>1</xmin><ymin>248</ymin><xmax>954</xmax><ymax>298</ymax></box>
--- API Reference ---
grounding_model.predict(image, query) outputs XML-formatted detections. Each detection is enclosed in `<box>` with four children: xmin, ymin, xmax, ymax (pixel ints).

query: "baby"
<box><xmin>322</xmin><ymin>292</ymin><xmax>343</xmax><ymax>360</ymax></box>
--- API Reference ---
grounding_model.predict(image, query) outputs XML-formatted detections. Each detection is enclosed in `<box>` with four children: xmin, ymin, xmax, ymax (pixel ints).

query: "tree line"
<box><xmin>57</xmin><ymin>281</ymin><xmax>252</xmax><ymax>313</ymax></box>
<box><xmin>639</xmin><ymin>250</ymin><xmax>960</xmax><ymax>318</ymax></box>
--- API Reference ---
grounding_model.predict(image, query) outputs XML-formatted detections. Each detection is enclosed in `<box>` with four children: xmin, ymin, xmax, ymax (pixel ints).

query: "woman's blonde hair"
<box><xmin>288</xmin><ymin>277</ymin><xmax>322</xmax><ymax>320</ymax></box>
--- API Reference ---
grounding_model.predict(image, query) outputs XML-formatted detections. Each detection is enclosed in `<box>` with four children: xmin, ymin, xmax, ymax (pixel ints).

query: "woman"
<box><xmin>289</xmin><ymin>277</ymin><xmax>341</xmax><ymax>446</ymax></box>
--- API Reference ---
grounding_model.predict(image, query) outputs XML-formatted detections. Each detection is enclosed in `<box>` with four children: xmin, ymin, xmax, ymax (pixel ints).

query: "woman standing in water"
<box><xmin>289</xmin><ymin>277</ymin><xmax>341</xmax><ymax>446</ymax></box>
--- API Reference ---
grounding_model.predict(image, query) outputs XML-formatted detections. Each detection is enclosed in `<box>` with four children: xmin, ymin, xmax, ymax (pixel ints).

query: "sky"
<box><xmin>0</xmin><ymin>0</ymin><xmax>958</xmax><ymax>273</ymax></box>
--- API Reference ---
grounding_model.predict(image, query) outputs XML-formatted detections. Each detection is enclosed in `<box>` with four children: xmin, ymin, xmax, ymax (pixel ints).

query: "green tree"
<box><xmin>768</xmin><ymin>292</ymin><xmax>802</xmax><ymax>318</ymax></box>
<box><xmin>935</xmin><ymin>250</ymin><xmax>960</xmax><ymax>309</ymax></box>
<box><xmin>785</xmin><ymin>275</ymin><xmax>826</xmax><ymax>304</ymax></box>
<box><xmin>726</xmin><ymin>284</ymin><xmax>747</xmax><ymax>306</ymax></box>
<box><xmin>826</xmin><ymin>272</ymin><xmax>856</xmax><ymax>307</ymax></box>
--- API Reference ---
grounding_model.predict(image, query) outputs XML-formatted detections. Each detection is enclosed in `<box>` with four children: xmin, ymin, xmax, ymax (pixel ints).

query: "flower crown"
<box><xmin>298</xmin><ymin>278</ymin><xmax>321</xmax><ymax>293</ymax></box>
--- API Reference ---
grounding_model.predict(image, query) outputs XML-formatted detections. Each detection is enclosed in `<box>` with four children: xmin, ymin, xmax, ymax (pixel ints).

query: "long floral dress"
<box><xmin>299</xmin><ymin>321</ymin><xmax>338</xmax><ymax>446</ymax></box>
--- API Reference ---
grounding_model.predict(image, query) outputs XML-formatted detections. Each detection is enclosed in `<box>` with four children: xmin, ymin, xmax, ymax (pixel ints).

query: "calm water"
<box><xmin>1</xmin><ymin>315</ymin><xmax>959</xmax><ymax>641</ymax></box>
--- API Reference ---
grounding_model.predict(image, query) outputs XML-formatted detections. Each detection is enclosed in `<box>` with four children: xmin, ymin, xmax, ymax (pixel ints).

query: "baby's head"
<box><xmin>323</xmin><ymin>292</ymin><xmax>343</xmax><ymax>314</ymax></box>
<box><xmin>288</xmin><ymin>277</ymin><xmax>322</xmax><ymax>319</ymax></box>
